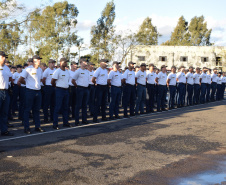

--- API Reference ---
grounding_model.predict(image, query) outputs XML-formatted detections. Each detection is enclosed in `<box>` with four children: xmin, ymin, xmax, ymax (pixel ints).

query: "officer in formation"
<box><xmin>1</xmin><ymin>51</ymin><xmax>226</xmax><ymax>136</ymax></box>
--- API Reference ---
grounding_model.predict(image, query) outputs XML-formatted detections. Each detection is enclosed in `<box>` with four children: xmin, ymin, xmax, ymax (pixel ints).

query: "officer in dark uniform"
<box><xmin>0</xmin><ymin>51</ymin><xmax>14</xmax><ymax>136</ymax></box>
<box><xmin>92</xmin><ymin>59</ymin><xmax>109</xmax><ymax>123</ymax></box>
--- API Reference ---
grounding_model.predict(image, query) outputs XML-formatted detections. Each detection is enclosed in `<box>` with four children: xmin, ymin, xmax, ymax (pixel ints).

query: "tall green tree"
<box><xmin>136</xmin><ymin>17</ymin><xmax>161</xmax><ymax>45</ymax></box>
<box><xmin>189</xmin><ymin>15</ymin><xmax>212</xmax><ymax>46</ymax></box>
<box><xmin>27</xmin><ymin>1</ymin><xmax>79</xmax><ymax>63</ymax></box>
<box><xmin>90</xmin><ymin>1</ymin><xmax>116</xmax><ymax>64</ymax></box>
<box><xmin>162</xmin><ymin>16</ymin><xmax>191</xmax><ymax>46</ymax></box>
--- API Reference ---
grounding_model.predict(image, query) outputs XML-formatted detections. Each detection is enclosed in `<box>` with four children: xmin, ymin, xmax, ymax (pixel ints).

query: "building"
<box><xmin>126</xmin><ymin>46</ymin><xmax>226</xmax><ymax>71</ymax></box>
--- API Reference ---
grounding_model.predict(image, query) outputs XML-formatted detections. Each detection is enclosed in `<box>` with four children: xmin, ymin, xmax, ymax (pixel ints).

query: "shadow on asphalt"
<box><xmin>0</xmin><ymin>100</ymin><xmax>225</xmax><ymax>154</ymax></box>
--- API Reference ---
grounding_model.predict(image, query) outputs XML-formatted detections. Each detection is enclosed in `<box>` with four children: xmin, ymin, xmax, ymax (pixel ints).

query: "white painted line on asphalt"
<box><xmin>0</xmin><ymin>99</ymin><xmax>225</xmax><ymax>143</ymax></box>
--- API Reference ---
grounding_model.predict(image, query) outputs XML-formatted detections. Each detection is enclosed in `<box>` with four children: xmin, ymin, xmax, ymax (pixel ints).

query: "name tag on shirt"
<box><xmin>141</xmin><ymin>75</ymin><xmax>144</xmax><ymax>77</ymax></box>
<box><xmin>0</xmin><ymin>69</ymin><xmax>3</xmax><ymax>70</ymax></box>
<box><xmin>101</xmin><ymin>74</ymin><xmax>105</xmax><ymax>76</ymax></box>
<box><xmin>115</xmin><ymin>75</ymin><xmax>118</xmax><ymax>77</ymax></box>
<box><xmin>50</xmin><ymin>74</ymin><xmax>53</xmax><ymax>75</ymax></box>
<box><xmin>62</xmin><ymin>75</ymin><xmax>65</xmax><ymax>76</ymax></box>
<box><xmin>90</xmin><ymin>75</ymin><xmax>93</xmax><ymax>76</ymax></box>
<box><xmin>81</xmin><ymin>73</ymin><xmax>84</xmax><ymax>74</ymax></box>
<box><xmin>129</xmin><ymin>74</ymin><xmax>132</xmax><ymax>76</ymax></box>
<box><xmin>32</xmin><ymin>73</ymin><xmax>36</xmax><ymax>75</ymax></box>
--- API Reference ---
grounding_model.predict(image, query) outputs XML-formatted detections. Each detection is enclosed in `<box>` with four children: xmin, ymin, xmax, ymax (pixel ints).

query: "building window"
<box><xmin>159</xmin><ymin>56</ymin><xmax>167</xmax><ymax>62</ymax></box>
<box><xmin>138</xmin><ymin>56</ymin><xmax>145</xmax><ymax>61</ymax></box>
<box><xmin>180</xmin><ymin>56</ymin><xmax>188</xmax><ymax>62</ymax></box>
<box><xmin>201</xmin><ymin>57</ymin><xmax>209</xmax><ymax>62</ymax></box>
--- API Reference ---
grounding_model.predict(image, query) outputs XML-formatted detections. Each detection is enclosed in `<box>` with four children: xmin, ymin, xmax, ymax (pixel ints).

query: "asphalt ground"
<box><xmin>0</xmin><ymin>99</ymin><xmax>226</xmax><ymax>184</ymax></box>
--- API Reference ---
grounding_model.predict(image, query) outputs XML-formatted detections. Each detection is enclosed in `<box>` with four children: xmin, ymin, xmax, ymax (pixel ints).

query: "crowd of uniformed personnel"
<box><xmin>0</xmin><ymin>50</ymin><xmax>225</xmax><ymax>136</ymax></box>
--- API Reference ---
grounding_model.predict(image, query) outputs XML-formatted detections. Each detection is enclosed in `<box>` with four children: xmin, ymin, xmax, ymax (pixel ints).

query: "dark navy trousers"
<box><xmin>135</xmin><ymin>84</ymin><xmax>146</xmax><ymax>114</ymax></box>
<box><xmin>211</xmin><ymin>82</ymin><xmax>217</xmax><ymax>101</ymax></box>
<box><xmin>23</xmin><ymin>88</ymin><xmax>42</xmax><ymax>130</ymax></box>
<box><xmin>178</xmin><ymin>83</ymin><xmax>186</xmax><ymax>106</ymax></box>
<box><xmin>200</xmin><ymin>83</ymin><xmax>207</xmax><ymax>104</ymax></box>
<box><xmin>93</xmin><ymin>85</ymin><xmax>108</xmax><ymax>120</ymax></box>
<box><xmin>88</xmin><ymin>85</ymin><xmax>95</xmax><ymax>116</ymax></box>
<box><xmin>157</xmin><ymin>85</ymin><xmax>167</xmax><ymax>110</ymax></box>
<box><xmin>187</xmin><ymin>84</ymin><xmax>193</xmax><ymax>106</ymax></box>
<box><xmin>43</xmin><ymin>85</ymin><xmax>55</xmax><ymax>121</ymax></box>
<box><xmin>0</xmin><ymin>90</ymin><xmax>10</xmax><ymax>133</ymax></box>
<box><xmin>193</xmin><ymin>84</ymin><xmax>200</xmax><ymax>104</ymax></box>
<box><xmin>123</xmin><ymin>84</ymin><xmax>136</xmax><ymax>116</ymax></box>
<box><xmin>206</xmin><ymin>84</ymin><xmax>211</xmax><ymax>102</ymax></box>
<box><xmin>147</xmin><ymin>84</ymin><xmax>155</xmax><ymax>111</ymax></box>
<box><xmin>53</xmin><ymin>87</ymin><xmax>69</xmax><ymax>126</ymax></box>
<box><xmin>169</xmin><ymin>85</ymin><xmax>176</xmax><ymax>108</ymax></box>
<box><xmin>109</xmin><ymin>85</ymin><xmax>121</xmax><ymax>117</ymax></box>
<box><xmin>19</xmin><ymin>86</ymin><xmax>25</xmax><ymax>120</ymax></box>
<box><xmin>69</xmin><ymin>86</ymin><xmax>76</xmax><ymax>118</ymax></box>
<box><xmin>12</xmin><ymin>84</ymin><xmax>19</xmax><ymax>113</ymax></box>
<box><xmin>75</xmin><ymin>86</ymin><xmax>89</xmax><ymax>123</ymax></box>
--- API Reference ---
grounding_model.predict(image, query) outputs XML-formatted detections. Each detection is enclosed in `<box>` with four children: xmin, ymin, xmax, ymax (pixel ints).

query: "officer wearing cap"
<box><xmin>122</xmin><ymin>61</ymin><xmax>136</xmax><ymax>117</ymax></box>
<box><xmin>92</xmin><ymin>59</ymin><xmax>109</xmax><ymax>123</ymax></box>
<box><xmin>146</xmin><ymin>63</ymin><xmax>156</xmax><ymax>113</ymax></box>
<box><xmin>156</xmin><ymin>65</ymin><xmax>168</xmax><ymax>112</ymax></box>
<box><xmin>12</xmin><ymin>65</ymin><xmax>22</xmax><ymax>115</ymax></box>
<box><xmin>211</xmin><ymin>68</ymin><xmax>218</xmax><ymax>101</ymax></box>
<box><xmin>199</xmin><ymin>67</ymin><xmax>208</xmax><ymax>104</ymax></box>
<box><xmin>108</xmin><ymin>61</ymin><xmax>122</xmax><ymax>120</ymax></box>
<box><xmin>186</xmin><ymin>66</ymin><xmax>194</xmax><ymax>106</ymax></box>
<box><xmin>135</xmin><ymin>63</ymin><xmax>147</xmax><ymax>115</ymax></box>
<box><xmin>18</xmin><ymin>55</ymin><xmax>45</xmax><ymax>134</ymax></box>
<box><xmin>193</xmin><ymin>67</ymin><xmax>201</xmax><ymax>104</ymax></box>
<box><xmin>206</xmin><ymin>68</ymin><xmax>212</xmax><ymax>102</ymax></box>
<box><xmin>17</xmin><ymin>64</ymin><xmax>28</xmax><ymax>121</ymax></box>
<box><xmin>0</xmin><ymin>51</ymin><xmax>14</xmax><ymax>136</ymax></box>
<box><xmin>42</xmin><ymin>59</ymin><xmax>56</xmax><ymax>123</ymax></box>
<box><xmin>51</xmin><ymin>58</ymin><xmax>71</xmax><ymax>129</ymax></box>
<box><xmin>68</xmin><ymin>61</ymin><xmax>78</xmax><ymax>119</ymax></box>
<box><xmin>72</xmin><ymin>59</ymin><xmax>90</xmax><ymax>125</ymax></box>
<box><xmin>87</xmin><ymin>62</ymin><xmax>95</xmax><ymax>116</ymax></box>
<box><xmin>167</xmin><ymin>66</ymin><xmax>177</xmax><ymax>109</ymax></box>
<box><xmin>176</xmin><ymin>66</ymin><xmax>186</xmax><ymax>107</ymax></box>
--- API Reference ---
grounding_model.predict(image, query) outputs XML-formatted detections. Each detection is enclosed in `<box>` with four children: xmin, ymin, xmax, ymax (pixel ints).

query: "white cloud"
<box><xmin>76</xmin><ymin>20</ymin><xmax>96</xmax><ymax>31</ymax></box>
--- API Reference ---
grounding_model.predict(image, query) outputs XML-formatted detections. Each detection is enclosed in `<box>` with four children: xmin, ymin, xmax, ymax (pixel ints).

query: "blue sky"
<box><xmin>17</xmin><ymin>0</ymin><xmax>226</xmax><ymax>56</ymax></box>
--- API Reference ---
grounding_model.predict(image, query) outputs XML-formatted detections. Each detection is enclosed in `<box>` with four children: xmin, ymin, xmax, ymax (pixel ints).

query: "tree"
<box><xmin>162</xmin><ymin>15</ymin><xmax>212</xmax><ymax>46</ymax></box>
<box><xmin>189</xmin><ymin>15</ymin><xmax>212</xmax><ymax>46</ymax></box>
<box><xmin>28</xmin><ymin>1</ymin><xmax>79</xmax><ymax>63</ymax></box>
<box><xmin>136</xmin><ymin>17</ymin><xmax>161</xmax><ymax>45</ymax></box>
<box><xmin>162</xmin><ymin>16</ymin><xmax>191</xmax><ymax>46</ymax></box>
<box><xmin>90</xmin><ymin>1</ymin><xmax>116</xmax><ymax>64</ymax></box>
<box><xmin>114</xmin><ymin>30</ymin><xmax>138</xmax><ymax>63</ymax></box>
<box><xmin>0</xmin><ymin>0</ymin><xmax>24</xmax><ymax>21</ymax></box>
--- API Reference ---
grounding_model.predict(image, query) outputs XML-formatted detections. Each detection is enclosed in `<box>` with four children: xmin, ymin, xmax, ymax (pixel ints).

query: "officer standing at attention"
<box><xmin>18</xmin><ymin>55</ymin><xmax>45</xmax><ymax>134</ymax></box>
<box><xmin>68</xmin><ymin>62</ymin><xmax>77</xmax><ymax>119</ymax></box>
<box><xmin>211</xmin><ymin>68</ymin><xmax>218</xmax><ymax>101</ymax></box>
<box><xmin>186</xmin><ymin>66</ymin><xmax>194</xmax><ymax>106</ymax></box>
<box><xmin>42</xmin><ymin>59</ymin><xmax>56</xmax><ymax>123</ymax></box>
<box><xmin>87</xmin><ymin>62</ymin><xmax>95</xmax><ymax>117</ymax></box>
<box><xmin>0</xmin><ymin>51</ymin><xmax>14</xmax><ymax>136</ymax></box>
<box><xmin>146</xmin><ymin>63</ymin><xmax>156</xmax><ymax>113</ymax></box>
<box><xmin>72</xmin><ymin>59</ymin><xmax>90</xmax><ymax>126</ymax></box>
<box><xmin>176</xmin><ymin>66</ymin><xmax>186</xmax><ymax>108</ymax></box>
<box><xmin>193</xmin><ymin>67</ymin><xmax>201</xmax><ymax>104</ymax></box>
<box><xmin>199</xmin><ymin>67</ymin><xmax>208</xmax><ymax>104</ymax></box>
<box><xmin>135</xmin><ymin>63</ymin><xmax>147</xmax><ymax>115</ymax></box>
<box><xmin>92</xmin><ymin>59</ymin><xmax>109</xmax><ymax>123</ymax></box>
<box><xmin>216</xmin><ymin>72</ymin><xmax>222</xmax><ymax>101</ymax></box>
<box><xmin>206</xmin><ymin>69</ymin><xmax>212</xmax><ymax>102</ymax></box>
<box><xmin>51</xmin><ymin>58</ymin><xmax>71</xmax><ymax>129</ymax></box>
<box><xmin>156</xmin><ymin>65</ymin><xmax>168</xmax><ymax>112</ymax></box>
<box><xmin>122</xmin><ymin>61</ymin><xmax>136</xmax><ymax>118</ymax></box>
<box><xmin>108</xmin><ymin>61</ymin><xmax>122</xmax><ymax>120</ymax></box>
<box><xmin>167</xmin><ymin>66</ymin><xmax>177</xmax><ymax>109</ymax></box>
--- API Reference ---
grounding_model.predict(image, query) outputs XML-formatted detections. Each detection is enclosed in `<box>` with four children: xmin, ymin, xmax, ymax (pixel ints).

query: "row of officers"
<box><xmin>0</xmin><ymin>51</ymin><xmax>225</xmax><ymax>136</ymax></box>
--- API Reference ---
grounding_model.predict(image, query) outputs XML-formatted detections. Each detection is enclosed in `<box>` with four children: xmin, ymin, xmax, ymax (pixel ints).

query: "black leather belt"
<box><xmin>77</xmin><ymin>86</ymin><xmax>88</xmax><ymax>88</ymax></box>
<box><xmin>137</xmin><ymin>83</ymin><xmax>146</xmax><ymax>87</ymax></box>
<box><xmin>56</xmin><ymin>87</ymin><xmax>68</xmax><ymax>90</ymax></box>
